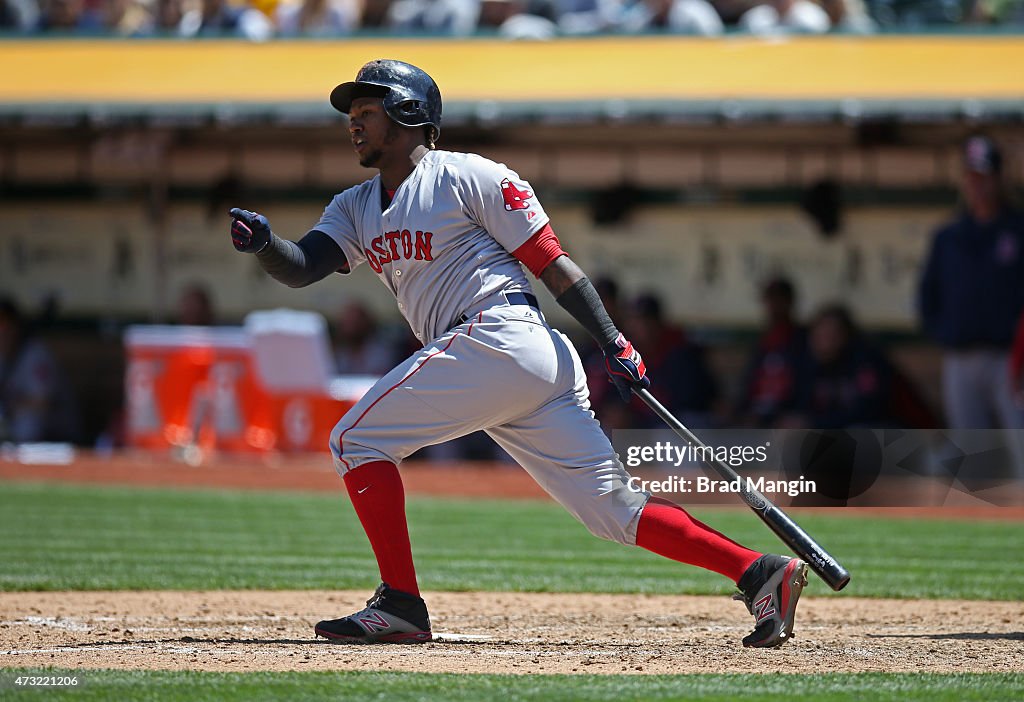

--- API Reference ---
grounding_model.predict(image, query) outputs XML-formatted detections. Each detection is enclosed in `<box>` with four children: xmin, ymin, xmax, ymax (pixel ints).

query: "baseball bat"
<box><xmin>633</xmin><ymin>387</ymin><xmax>851</xmax><ymax>591</ymax></box>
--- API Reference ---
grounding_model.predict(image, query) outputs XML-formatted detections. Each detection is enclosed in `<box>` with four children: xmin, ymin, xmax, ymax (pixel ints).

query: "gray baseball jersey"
<box><xmin>314</xmin><ymin>150</ymin><xmax>549</xmax><ymax>345</ymax></box>
<box><xmin>317</xmin><ymin>148</ymin><xmax>650</xmax><ymax>546</ymax></box>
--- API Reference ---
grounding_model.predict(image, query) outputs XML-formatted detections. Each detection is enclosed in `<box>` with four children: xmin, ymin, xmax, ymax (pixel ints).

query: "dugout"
<box><xmin>1</xmin><ymin>35</ymin><xmax>1022</xmax><ymax>444</ymax></box>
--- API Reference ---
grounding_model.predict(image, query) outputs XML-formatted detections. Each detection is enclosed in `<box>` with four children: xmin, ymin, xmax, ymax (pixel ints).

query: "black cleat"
<box><xmin>734</xmin><ymin>555</ymin><xmax>808</xmax><ymax>648</ymax></box>
<box><xmin>315</xmin><ymin>583</ymin><xmax>432</xmax><ymax>644</ymax></box>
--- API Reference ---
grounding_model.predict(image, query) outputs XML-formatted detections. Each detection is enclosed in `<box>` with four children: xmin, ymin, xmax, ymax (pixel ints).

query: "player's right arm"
<box><xmin>229</xmin><ymin>208</ymin><xmax>349</xmax><ymax>288</ymax></box>
<box><xmin>539</xmin><ymin>254</ymin><xmax>650</xmax><ymax>401</ymax></box>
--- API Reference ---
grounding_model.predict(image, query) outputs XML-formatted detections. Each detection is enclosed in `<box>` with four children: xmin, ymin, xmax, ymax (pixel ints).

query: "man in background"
<box><xmin>918</xmin><ymin>135</ymin><xmax>1024</xmax><ymax>473</ymax></box>
<box><xmin>332</xmin><ymin>300</ymin><xmax>400</xmax><ymax>376</ymax></box>
<box><xmin>921</xmin><ymin>135</ymin><xmax>1024</xmax><ymax>480</ymax></box>
<box><xmin>0</xmin><ymin>297</ymin><xmax>80</xmax><ymax>443</ymax></box>
<box><xmin>176</xmin><ymin>283</ymin><xmax>217</xmax><ymax>326</ymax></box>
<box><xmin>732</xmin><ymin>276</ymin><xmax>806</xmax><ymax>428</ymax></box>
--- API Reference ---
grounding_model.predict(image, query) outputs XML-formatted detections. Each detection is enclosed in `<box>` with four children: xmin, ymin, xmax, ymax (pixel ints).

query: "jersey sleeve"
<box><xmin>311</xmin><ymin>192</ymin><xmax>365</xmax><ymax>273</ymax></box>
<box><xmin>512</xmin><ymin>224</ymin><xmax>567</xmax><ymax>278</ymax></box>
<box><xmin>456</xmin><ymin>157</ymin><xmax>550</xmax><ymax>253</ymax></box>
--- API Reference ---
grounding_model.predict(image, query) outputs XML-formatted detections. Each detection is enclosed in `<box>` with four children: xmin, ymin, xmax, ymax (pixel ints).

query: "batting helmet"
<box><xmin>330</xmin><ymin>59</ymin><xmax>442</xmax><ymax>142</ymax></box>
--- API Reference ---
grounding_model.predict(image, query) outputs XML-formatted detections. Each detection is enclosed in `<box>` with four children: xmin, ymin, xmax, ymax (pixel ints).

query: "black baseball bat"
<box><xmin>633</xmin><ymin>387</ymin><xmax>851</xmax><ymax>591</ymax></box>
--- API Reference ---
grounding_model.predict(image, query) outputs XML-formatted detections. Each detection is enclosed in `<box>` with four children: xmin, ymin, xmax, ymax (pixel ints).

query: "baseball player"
<box><xmin>229</xmin><ymin>60</ymin><xmax>807</xmax><ymax>648</ymax></box>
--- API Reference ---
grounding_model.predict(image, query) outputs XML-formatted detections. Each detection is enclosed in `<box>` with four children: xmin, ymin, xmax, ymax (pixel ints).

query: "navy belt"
<box><xmin>455</xmin><ymin>291</ymin><xmax>540</xmax><ymax>327</ymax></box>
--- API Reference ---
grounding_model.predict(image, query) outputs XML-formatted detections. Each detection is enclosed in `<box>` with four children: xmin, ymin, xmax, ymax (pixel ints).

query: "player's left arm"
<box><xmin>230</xmin><ymin>208</ymin><xmax>348</xmax><ymax>288</ymax></box>
<box><xmin>536</xmin><ymin>252</ymin><xmax>650</xmax><ymax>400</ymax></box>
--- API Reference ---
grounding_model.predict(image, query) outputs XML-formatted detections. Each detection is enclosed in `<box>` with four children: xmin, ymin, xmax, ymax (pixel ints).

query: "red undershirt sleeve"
<box><xmin>511</xmin><ymin>223</ymin><xmax>566</xmax><ymax>278</ymax></box>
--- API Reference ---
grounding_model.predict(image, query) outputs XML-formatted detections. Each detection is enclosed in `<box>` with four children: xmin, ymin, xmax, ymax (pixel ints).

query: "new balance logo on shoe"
<box><xmin>357</xmin><ymin>611</ymin><xmax>390</xmax><ymax>632</ymax></box>
<box><xmin>735</xmin><ymin>555</ymin><xmax>807</xmax><ymax>648</ymax></box>
<box><xmin>315</xmin><ymin>583</ymin><xmax>433</xmax><ymax>644</ymax></box>
<box><xmin>754</xmin><ymin>593</ymin><xmax>776</xmax><ymax>624</ymax></box>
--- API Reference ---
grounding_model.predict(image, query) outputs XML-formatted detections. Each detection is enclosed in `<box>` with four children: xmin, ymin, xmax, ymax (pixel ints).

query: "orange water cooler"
<box><xmin>125</xmin><ymin>313</ymin><xmax>365</xmax><ymax>454</ymax></box>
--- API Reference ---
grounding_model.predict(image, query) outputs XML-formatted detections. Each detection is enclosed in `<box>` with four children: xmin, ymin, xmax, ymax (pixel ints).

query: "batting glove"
<box><xmin>229</xmin><ymin>208</ymin><xmax>272</xmax><ymax>254</ymax></box>
<box><xmin>603</xmin><ymin>333</ymin><xmax>650</xmax><ymax>401</ymax></box>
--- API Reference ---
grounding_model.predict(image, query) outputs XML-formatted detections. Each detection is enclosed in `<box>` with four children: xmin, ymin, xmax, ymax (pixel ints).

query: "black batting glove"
<box><xmin>229</xmin><ymin>208</ymin><xmax>272</xmax><ymax>254</ymax></box>
<box><xmin>603</xmin><ymin>333</ymin><xmax>650</xmax><ymax>401</ymax></box>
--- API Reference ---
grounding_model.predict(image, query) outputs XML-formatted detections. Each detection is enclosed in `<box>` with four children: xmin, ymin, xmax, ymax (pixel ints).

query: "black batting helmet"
<box><xmin>330</xmin><ymin>59</ymin><xmax>442</xmax><ymax>142</ymax></box>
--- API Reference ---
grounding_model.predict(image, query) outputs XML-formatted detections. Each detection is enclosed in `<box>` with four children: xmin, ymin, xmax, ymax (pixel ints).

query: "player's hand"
<box><xmin>603</xmin><ymin>333</ymin><xmax>650</xmax><ymax>401</ymax></box>
<box><xmin>229</xmin><ymin>208</ymin><xmax>272</xmax><ymax>254</ymax></box>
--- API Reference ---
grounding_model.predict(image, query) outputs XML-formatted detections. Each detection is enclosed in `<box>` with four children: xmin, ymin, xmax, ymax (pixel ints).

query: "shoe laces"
<box><xmin>365</xmin><ymin>583</ymin><xmax>389</xmax><ymax>609</ymax></box>
<box><xmin>732</xmin><ymin>591</ymin><xmax>754</xmax><ymax>614</ymax></box>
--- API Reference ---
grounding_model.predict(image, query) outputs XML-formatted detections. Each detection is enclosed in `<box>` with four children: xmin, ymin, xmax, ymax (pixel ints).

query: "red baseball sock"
<box><xmin>343</xmin><ymin>460</ymin><xmax>420</xmax><ymax>597</ymax></box>
<box><xmin>636</xmin><ymin>496</ymin><xmax>761</xmax><ymax>583</ymax></box>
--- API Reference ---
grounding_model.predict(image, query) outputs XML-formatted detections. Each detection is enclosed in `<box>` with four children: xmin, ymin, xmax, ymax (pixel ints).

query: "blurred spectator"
<box><xmin>732</xmin><ymin>276</ymin><xmax>807</xmax><ymax>428</ymax></box>
<box><xmin>386</xmin><ymin>0</ymin><xmax>479</xmax><ymax>35</ymax></box>
<box><xmin>618</xmin><ymin>0</ymin><xmax>724</xmax><ymax>34</ymax></box>
<box><xmin>0</xmin><ymin>297</ymin><xmax>81</xmax><ymax>443</ymax></box>
<box><xmin>791</xmin><ymin>304</ymin><xmax>892</xmax><ymax>429</ymax></box>
<box><xmin>152</xmin><ymin>0</ymin><xmax>193</xmax><ymax>33</ymax></box>
<box><xmin>36</xmin><ymin>0</ymin><xmax>86</xmax><ymax>29</ymax></box>
<box><xmin>359</xmin><ymin>0</ymin><xmax>389</xmax><ymax>24</ymax></box>
<box><xmin>713</xmin><ymin>0</ymin><xmax>872</xmax><ymax>34</ymax></box>
<box><xmin>478</xmin><ymin>0</ymin><xmax>558</xmax><ymax>38</ymax></box>
<box><xmin>275</xmin><ymin>0</ymin><xmax>361</xmax><ymax>35</ymax></box>
<box><xmin>176</xmin><ymin>283</ymin><xmax>217</xmax><ymax>326</ymax></box>
<box><xmin>555</xmin><ymin>0</ymin><xmax>622</xmax><ymax>34</ymax></box>
<box><xmin>966</xmin><ymin>0</ymin><xmax>1024</xmax><ymax>24</ymax></box>
<box><xmin>719</xmin><ymin>0</ymin><xmax>832</xmax><ymax>34</ymax></box>
<box><xmin>250</xmin><ymin>0</ymin><xmax>280</xmax><ymax>16</ymax></box>
<box><xmin>867</xmin><ymin>0</ymin><xmax>1021</xmax><ymax>27</ymax></box>
<box><xmin>820</xmin><ymin>0</ymin><xmax>874</xmax><ymax>31</ymax></box>
<box><xmin>582</xmin><ymin>284</ymin><xmax>718</xmax><ymax>434</ymax></box>
<box><xmin>188</xmin><ymin>0</ymin><xmax>240</xmax><ymax>33</ymax></box>
<box><xmin>20</xmin><ymin>0</ymin><xmax>1024</xmax><ymax>33</ymax></box>
<box><xmin>25</xmin><ymin>0</ymin><xmax>1024</xmax><ymax>34</ymax></box>
<box><xmin>918</xmin><ymin>135</ymin><xmax>1024</xmax><ymax>432</ymax></box>
<box><xmin>1</xmin><ymin>0</ymin><xmax>41</xmax><ymax>29</ymax></box>
<box><xmin>333</xmin><ymin>300</ymin><xmax>400</xmax><ymax>376</ymax></box>
<box><xmin>152</xmin><ymin>0</ymin><xmax>183</xmax><ymax>32</ymax></box>
<box><xmin>623</xmin><ymin>292</ymin><xmax>718</xmax><ymax>429</ymax></box>
<box><xmin>177</xmin><ymin>0</ymin><xmax>273</xmax><ymax>39</ymax></box>
<box><xmin>98</xmin><ymin>0</ymin><xmax>154</xmax><ymax>34</ymax></box>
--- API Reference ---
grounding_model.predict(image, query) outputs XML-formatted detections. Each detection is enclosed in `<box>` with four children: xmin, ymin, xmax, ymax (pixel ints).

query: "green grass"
<box><xmin>0</xmin><ymin>481</ymin><xmax>1021</xmax><ymax>599</ymax></box>
<box><xmin>1</xmin><ymin>670</ymin><xmax>1022</xmax><ymax>702</ymax></box>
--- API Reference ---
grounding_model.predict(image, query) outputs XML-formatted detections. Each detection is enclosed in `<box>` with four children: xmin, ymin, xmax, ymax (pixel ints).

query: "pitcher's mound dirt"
<box><xmin>1</xmin><ymin>591</ymin><xmax>1021</xmax><ymax>675</ymax></box>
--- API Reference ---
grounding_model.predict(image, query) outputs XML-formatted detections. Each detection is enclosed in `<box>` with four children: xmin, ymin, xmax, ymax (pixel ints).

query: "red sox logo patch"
<box><xmin>501</xmin><ymin>178</ymin><xmax>533</xmax><ymax>211</ymax></box>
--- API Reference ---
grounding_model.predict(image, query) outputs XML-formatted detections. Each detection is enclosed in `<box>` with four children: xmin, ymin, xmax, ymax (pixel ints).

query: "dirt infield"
<box><xmin>2</xmin><ymin>453</ymin><xmax>1023</xmax><ymax>676</ymax></box>
<box><xmin>1</xmin><ymin>590</ymin><xmax>1021</xmax><ymax>675</ymax></box>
